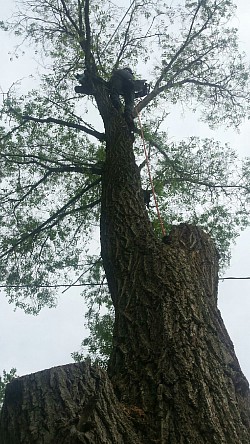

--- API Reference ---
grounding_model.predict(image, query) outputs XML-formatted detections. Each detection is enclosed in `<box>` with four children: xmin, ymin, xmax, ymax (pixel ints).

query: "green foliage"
<box><xmin>141</xmin><ymin>133</ymin><xmax>249</xmax><ymax>268</ymax></box>
<box><xmin>81</xmin><ymin>310</ymin><xmax>114</xmax><ymax>367</ymax></box>
<box><xmin>0</xmin><ymin>92</ymin><xmax>103</xmax><ymax>313</ymax></box>
<box><xmin>1</xmin><ymin>0</ymin><xmax>250</xmax><ymax>361</ymax></box>
<box><xmin>0</xmin><ymin>368</ymin><xmax>18</xmax><ymax>408</ymax></box>
<box><xmin>72</xmin><ymin>258</ymin><xmax>113</xmax><ymax>366</ymax></box>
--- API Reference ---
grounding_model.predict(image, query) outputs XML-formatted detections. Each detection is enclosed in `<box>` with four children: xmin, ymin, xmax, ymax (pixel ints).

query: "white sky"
<box><xmin>0</xmin><ymin>1</ymin><xmax>250</xmax><ymax>381</ymax></box>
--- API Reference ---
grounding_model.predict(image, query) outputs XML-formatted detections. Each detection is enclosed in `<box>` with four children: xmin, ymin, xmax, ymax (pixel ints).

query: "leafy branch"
<box><xmin>0</xmin><ymin>178</ymin><xmax>101</xmax><ymax>260</ymax></box>
<box><xmin>154</xmin><ymin>1</ymin><xmax>208</xmax><ymax>90</ymax></box>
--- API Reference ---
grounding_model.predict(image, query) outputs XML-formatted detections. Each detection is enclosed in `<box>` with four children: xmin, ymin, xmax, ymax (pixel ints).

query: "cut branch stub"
<box><xmin>0</xmin><ymin>361</ymin><xmax>143</xmax><ymax>444</ymax></box>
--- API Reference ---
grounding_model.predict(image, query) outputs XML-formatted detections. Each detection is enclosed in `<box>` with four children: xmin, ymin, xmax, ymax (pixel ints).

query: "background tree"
<box><xmin>0</xmin><ymin>369</ymin><xmax>17</xmax><ymax>408</ymax></box>
<box><xmin>1</xmin><ymin>0</ymin><xmax>250</xmax><ymax>442</ymax></box>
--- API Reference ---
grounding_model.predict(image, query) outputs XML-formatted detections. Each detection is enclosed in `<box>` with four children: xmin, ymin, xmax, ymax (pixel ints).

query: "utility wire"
<box><xmin>0</xmin><ymin>283</ymin><xmax>107</xmax><ymax>289</ymax></box>
<box><xmin>219</xmin><ymin>277</ymin><xmax>250</xmax><ymax>280</ymax></box>
<box><xmin>0</xmin><ymin>277</ymin><xmax>249</xmax><ymax>290</ymax></box>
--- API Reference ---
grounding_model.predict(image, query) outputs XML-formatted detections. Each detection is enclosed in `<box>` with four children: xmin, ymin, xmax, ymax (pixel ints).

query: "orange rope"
<box><xmin>136</xmin><ymin>112</ymin><xmax>166</xmax><ymax>237</ymax></box>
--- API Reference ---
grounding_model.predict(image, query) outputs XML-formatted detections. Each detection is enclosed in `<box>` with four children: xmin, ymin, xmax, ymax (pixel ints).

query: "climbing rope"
<box><xmin>136</xmin><ymin>112</ymin><xmax>166</xmax><ymax>237</ymax></box>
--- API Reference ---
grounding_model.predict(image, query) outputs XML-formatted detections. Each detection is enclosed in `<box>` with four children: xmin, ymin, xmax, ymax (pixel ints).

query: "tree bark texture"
<box><xmin>1</xmin><ymin>88</ymin><xmax>250</xmax><ymax>443</ymax></box>
<box><xmin>0</xmin><ymin>361</ymin><xmax>144</xmax><ymax>444</ymax></box>
<box><xmin>99</xmin><ymin>104</ymin><xmax>250</xmax><ymax>442</ymax></box>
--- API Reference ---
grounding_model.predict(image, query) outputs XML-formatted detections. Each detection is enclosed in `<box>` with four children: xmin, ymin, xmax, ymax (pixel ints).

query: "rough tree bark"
<box><xmin>99</xmin><ymin>100</ymin><xmax>250</xmax><ymax>443</ymax></box>
<box><xmin>1</xmin><ymin>87</ymin><xmax>250</xmax><ymax>443</ymax></box>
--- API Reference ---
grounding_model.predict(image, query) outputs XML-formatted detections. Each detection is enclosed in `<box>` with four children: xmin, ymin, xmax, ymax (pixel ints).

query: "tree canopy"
<box><xmin>0</xmin><ymin>0</ymin><xmax>250</xmax><ymax>340</ymax></box>
<box><xmin>2</xmin><ymin>2</ymin><xmax>250</xmax><ymax>442</ymax></box>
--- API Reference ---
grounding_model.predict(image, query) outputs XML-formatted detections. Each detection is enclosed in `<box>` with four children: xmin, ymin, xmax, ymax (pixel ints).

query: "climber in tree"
<box><xmin>109</xmin><ymin>67</ymin><xmax>136</xmax><ymax>126</ymax></box>
<box><xmin>75</xmin><ymin>67</ymin><xmax>149</xmax><ymax>129</ymax></box>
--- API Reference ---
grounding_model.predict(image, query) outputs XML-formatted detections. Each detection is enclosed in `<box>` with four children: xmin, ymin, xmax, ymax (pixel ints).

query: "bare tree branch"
<box><xmin>134</xmin><ymin>3</ymin><xmax>220</xmax><ymax>114</ymax></box>
<box><xmin>114</xmin><ymin>5</ymin><xmax>136</xmax><ymax>69</ymax></box>
<box><xmin>144</xmin><ymin>133</ymin><xmax>250</xmax><ymax>193</ymax></box>
<box><xmin>78</xmin><ymin>0</ymin><xmax>84</xmax><ymax>35</ymax></box>
<box><xmin>22</xmin><ymin>115</ymin><xmax>105</xmax><ymax>141</ymax></box>
<box><xmin>59</xmin><ymin>0</ymin><xmax>79</xmax><ymax>34</ymax></box>
<box><xmin>13</xmin><ymin>171</ymin><xmax>53</xmax><ymax>209</ymax></box>
<box><xmin>0</xmin><ymin>151</ymin><xmax>104</xmax><ymax>179</ymax></box>
<box><xmin>84</xmin><ymin>0</ymin><xmax>94</xmax><ymax>70</ymax></box>
<box><xmin>163</xmin><ymin>175</ymin><xmax>250</xmax><ymax>193</ymax></box>
<box><xmin>0</xmin><ymin>123</ymin><xmax>28</xmax><ymax>142</ymax></box>
<box><xmin>0</xmin><ymin>179</ymin><xmax>101</xmax><ymax>260</ymax></box>
<box><xmin>154</xmin><ymin>2</ymin><xmax>211</xmax><ymax>90</ymax></box>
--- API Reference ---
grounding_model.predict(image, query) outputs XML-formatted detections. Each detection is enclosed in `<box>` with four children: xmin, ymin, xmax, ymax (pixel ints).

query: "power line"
<box><xmin>219</xmin><ymin>277</ymin><xmax>250</xmax><ymax>280</ymax></box>
<box><xmin>0</xmin><ymin>277</ymin><xmax>249</xmax><ymax>290</ymax></box>
<box><xmin>0</xmin><ymin>283</ymin><xmax>107</xmax><ymax>289</ymax></box>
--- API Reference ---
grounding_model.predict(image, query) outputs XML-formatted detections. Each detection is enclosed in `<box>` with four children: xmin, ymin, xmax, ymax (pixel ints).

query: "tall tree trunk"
<box><xmin>99</xmin><ymin>110</ymin><xmax>250</xmax><ymax>442</ymax></box>
<box><xmin>1</xmin><ymin>96</ymin><xmax>250</xmax><ymax>442</ymax></box>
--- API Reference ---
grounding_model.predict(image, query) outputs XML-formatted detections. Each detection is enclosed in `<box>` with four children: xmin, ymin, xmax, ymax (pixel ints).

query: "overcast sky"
<box><xmin>0</xmin><ymin>1</ymin><xmax>250</xmax><ymax>382</ymax></box>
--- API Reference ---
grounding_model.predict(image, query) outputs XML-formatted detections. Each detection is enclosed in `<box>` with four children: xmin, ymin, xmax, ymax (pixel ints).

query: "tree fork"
<box><xmin>99</xmin><ymin>105</ymin><xmax>250</xmax><ymax>441</ymax></box>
